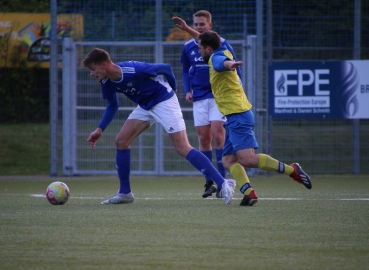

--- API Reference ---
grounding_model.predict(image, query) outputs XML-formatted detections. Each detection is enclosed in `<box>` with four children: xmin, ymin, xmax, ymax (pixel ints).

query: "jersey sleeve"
<box><xmin>98</xmin><ymin>90</ymin><xmax>119</xmax><ymax>131</ymax></box>
<box><xmin>133</xmin><ymin>62</ymin><xmax>177</xmax><ymax>90</ymax></box>
<box><xmin>223</xmin><ymin>40</ymin><xmax>242</xmax><ymax>80</ymax></box>
<box><xmin>211</xmin><ymin>54</ymin><xmax>229</xmax><ymax>72</ymax></box>
<box><xmin>155</xmin><ymin>63</ymin><xmax>178</xmax><ymax>91</ymax></box>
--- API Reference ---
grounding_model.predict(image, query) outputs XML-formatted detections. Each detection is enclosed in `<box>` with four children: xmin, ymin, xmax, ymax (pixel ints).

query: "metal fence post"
<box><xmin>71</xmin><ymin>39</ymin><xmax>77</xmax><ymax>175</ymax></box>
<box><xmin>155</xmin><ymin>0</ymin><xmax>164</xmax><ymax>175</ymax></box>
<box><xmin>62</xmin><ymin>37</ymin><xmax>75</xmax><ymax>176</ymax></box>
<box><xmin>352</xmin><ymin>0</ymin><xmax>361</xmax><ymax>174</ymax></box>
<box><xmin>246</xmin><ymin>35</ymin><xmax>259</xmax><ymax>176</ymax></box>
<box><xmin>49</xmin><ymin>0</ymin><xmax>58</xmax><ymax>176</ymax></box>
<box><xmin>246</xmin><ymin>36</ymin><xmax>256</xmax><ymax>109</ymax></box>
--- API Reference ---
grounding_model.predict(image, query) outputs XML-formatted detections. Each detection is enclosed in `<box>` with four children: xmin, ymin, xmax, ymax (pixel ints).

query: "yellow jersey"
<box><xmin>208</xmin><ymin>46</ymin><xmax>252</xmax><ymax>115</ymax></box>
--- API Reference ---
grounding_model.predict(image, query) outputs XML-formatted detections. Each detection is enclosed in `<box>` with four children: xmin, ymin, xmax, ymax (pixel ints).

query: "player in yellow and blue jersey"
<box><xmin>180</xmin><ymin>10</ymin><xmax>242</xmax><ymax>198</ymax></box>
<box><xmin>82</xmin><ymin>48</ymin><xmax>237</xmax><ymax>205</ymax></box>
<box><xmin>172</xmin><ymin>19</ymin><xmax>312</xmax><ymax>206</ymax></box>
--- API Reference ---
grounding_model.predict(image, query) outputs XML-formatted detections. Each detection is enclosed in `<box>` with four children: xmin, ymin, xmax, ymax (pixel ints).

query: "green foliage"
<box><xmin>0</xmin><ymin>26</ymin><xmax>48</xmax><ymax>123</ymax></box>
<box><xmin>0</xmin><ymin>65</ymin><xmax>49</xmax><ymax>123</ymax></box>
<box><xmin>0</xmin><ymin>0</ymin><xmax>50</xmax><ymax>13</ymax></box>
<box><xmin>0</xmin><ymin>30</ymin><xmax>12</xmax><ymax>66</ymax></box>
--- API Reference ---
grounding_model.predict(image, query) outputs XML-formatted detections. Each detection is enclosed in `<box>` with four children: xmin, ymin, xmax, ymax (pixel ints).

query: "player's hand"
<box><xmin>172</xmin><ymin>16</ymin><xmax>188</xmax><ymax>31</ymax></box>
<box><xmin>185</xmin><ymin>92</ymin><xmax>193</xmax><ymax>103</ymax></box>
<box><xmin>87</xmin><ymin>128</ymin><xmax>102</xmax><ymax>149</ymax></box>
<box><xmin>172</xmin><ymin>16</ymin><xmax>200</xmax><ymax>40</ymax></box>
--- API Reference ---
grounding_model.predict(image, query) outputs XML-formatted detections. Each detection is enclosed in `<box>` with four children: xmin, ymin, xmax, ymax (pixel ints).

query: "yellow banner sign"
<box><xmin>0</xmin><ymin>13</ymin><xmax>83</xmax><ymax>67</ymax></box>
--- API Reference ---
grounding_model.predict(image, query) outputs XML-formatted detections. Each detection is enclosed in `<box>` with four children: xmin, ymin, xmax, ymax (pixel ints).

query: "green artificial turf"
<box><xmin>1</xmin><ymin>174</ymin><xmax>368</xmax><ymax>270</ymax></box>
<box><xmin>0</xmin><ymin>123</ymin><xmax>50</xmax><ymax>175</ymax></box>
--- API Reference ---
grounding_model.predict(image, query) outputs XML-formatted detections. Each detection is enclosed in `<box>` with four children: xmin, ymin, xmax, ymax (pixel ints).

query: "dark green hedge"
<box><xmin>0</xmin><ymin>0</ymin><xmax>49</xmax><ymax>13</ymax></box>
<box><xmin>0</xmin><ymin>67</ymin><xmax>49</xmax><ymax>123</ymax></box>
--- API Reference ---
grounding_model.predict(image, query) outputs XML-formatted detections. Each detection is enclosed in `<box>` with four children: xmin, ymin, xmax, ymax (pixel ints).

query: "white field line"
<box><xmin>27</xmin><ymin>194</ymin><xmax>369</xmax><ymax>201</ymax></box>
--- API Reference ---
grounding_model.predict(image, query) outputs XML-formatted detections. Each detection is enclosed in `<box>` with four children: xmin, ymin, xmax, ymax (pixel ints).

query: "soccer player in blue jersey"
<box><xmin>82</xmin><ymin>48</ymin><xmax>236</xmax><ymax>205</ymax></box>
<box><xmin>172</xmin><ymin>20</ymin><xmax>312</xmax><ymax>206</ymax></box>
<box><xmin>180</xmin><ymin>10</ymin><xmax>242</xmax><ymax>199</ymax></box>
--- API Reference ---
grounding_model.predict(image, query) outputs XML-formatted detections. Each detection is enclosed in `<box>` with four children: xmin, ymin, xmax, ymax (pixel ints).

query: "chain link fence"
<box><xmin>50</xmin><ymin>0</ymin><xmax>368</xmax><ymax>175</ymax></box>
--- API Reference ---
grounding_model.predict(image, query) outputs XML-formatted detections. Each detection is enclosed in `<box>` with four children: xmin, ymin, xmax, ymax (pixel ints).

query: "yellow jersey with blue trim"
<box><xmin>208</xmin><ymin>46</ymin><xmax>252</xmax><ymax>116</ymax></box>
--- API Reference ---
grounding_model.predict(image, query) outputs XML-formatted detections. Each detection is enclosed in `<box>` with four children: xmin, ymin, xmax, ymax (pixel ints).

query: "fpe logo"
<box><xmin>274</xmin><ymin>69</ymin><xmax>330</xmax><ymax>97</ymax></box>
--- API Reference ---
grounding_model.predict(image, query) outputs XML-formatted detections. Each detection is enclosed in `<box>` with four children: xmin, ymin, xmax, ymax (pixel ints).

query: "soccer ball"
<box><xmin>46</xmin><ymin>181</ymin><xmax>70</xmax><ymax>205</ymax></box>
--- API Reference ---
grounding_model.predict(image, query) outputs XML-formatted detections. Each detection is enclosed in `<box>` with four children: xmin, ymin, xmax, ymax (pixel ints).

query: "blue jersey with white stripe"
<box><xmin>97</xmin><ymin>61</ymin><xmax>177</xmax><ymax>131</ymax></box>
<box><xmin>101</xmin><ymin>61</ymin><xmax>175</xmax><ymax>109</ymax></box>
<box><xmin>180</xmin><ymin>37</ymin><xmax>242</xmax><ymax>102</ymax></box>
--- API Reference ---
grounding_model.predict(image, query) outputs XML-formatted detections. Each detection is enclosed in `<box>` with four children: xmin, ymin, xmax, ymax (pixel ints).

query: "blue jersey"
<box><xmin>98</xmin><ymin>61</ymin><xmax>177</xmax><ymax>131</ymax></box>
<box><xmin>180</xmin><ymin>37</ymin><xmax>242</xmax><ymax>102</ymax></box>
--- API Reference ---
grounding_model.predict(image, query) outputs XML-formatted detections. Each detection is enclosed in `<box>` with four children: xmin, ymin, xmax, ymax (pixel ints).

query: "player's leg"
<box><xmin>222</xmin><ymin>111</ymin><xmax>260</xmax><ymax>206</ymax></box>
<box><xmin>196</xmin><ymin>125</ymin><xmax>213</xmax><ymax>169</ymax></box>
<box><xmin>169</xmin><ymin>130</ymin><xmax>235</xmax><ymax>203</ymax></box>
<box><xmin>101</xmin><ymin>107</ymin><xmax>152</xmax><ymax>205</ymax></box>
<box><xmin>152</xmin><ymin>95</ymin><xmax>236</xmax><ymax>203</ymax></box>
<box><xmin>235</xmin><ymin>149</ymin><xmax>312</xmax><ymax>189</ymax></box>
<box><xmin>193</xmin><ymin>99</ymin><xmax>216</xmax><ymax>196</ymax></box>
<box><xmin>227</xmin><ymin>110</ymin><xmax>311</xmax><ymax>190</ymax></box>
<box><xmin>115</xmin><ymin>118</ymin><xmax>150</xmax><ymax>192</ymax></box>
<box><xmin>196</xmin><ymin>125</ymin><xmax>217</xmax><ymax>197</ymax></box>
<box><xmin>158</xmin><ymin>104</ymin><xmax>225</xmax><ymax>190</ymax></box>
<box><xmin>210</xmin><ymin>121</ymin><xmax>226</xmax><ymax>178</ymax></box>
<box><xmin>222</xmin><ymin>141</ymin><xmax>258</xmax><ymax>206</ymax></box>
<box><xmin>222</xmin><ymin>152</ymin><xmax>258</xmax><ymax>206</ymax></box>
<box><xmin>257</xmin><ymin>154</ymin><xmax>312</xmax><ymax>189</ymax></box>
<box><xmin>208</xmin><ymin>98</ymin><xmax>227</xmax><ymax>178</ymax></box>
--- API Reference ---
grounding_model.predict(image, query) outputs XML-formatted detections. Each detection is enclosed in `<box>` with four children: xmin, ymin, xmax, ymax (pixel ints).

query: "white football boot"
<box><xmin>101</xmin><ymin>191</ymin><xmax>134</xmax><ymax>205</ymax></box>
<box><xmin>220</xmin><ymin>179</ymin><xmax>236</xmax><ymax>205</ymax></box>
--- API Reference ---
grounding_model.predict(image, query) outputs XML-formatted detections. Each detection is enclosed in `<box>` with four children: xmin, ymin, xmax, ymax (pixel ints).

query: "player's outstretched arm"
<box><xmin>172</xmin><ymin>16</ymin><xmax>200</xmax><ymax>40</ymax></box>
<box><xmin>224</xmin><ymin>60</ymin><xmax>243</xmax><ymax>71</ymax></box>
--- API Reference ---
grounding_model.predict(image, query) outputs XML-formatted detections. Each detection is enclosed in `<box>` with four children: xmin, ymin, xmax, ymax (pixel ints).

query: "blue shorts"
<box><xmin>223</xmin><ymin>110</ymin><xmax>259</xmax><ymax>155</ymax></box>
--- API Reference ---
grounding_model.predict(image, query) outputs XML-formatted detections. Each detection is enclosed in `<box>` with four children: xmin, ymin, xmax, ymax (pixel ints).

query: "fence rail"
<box><xmin>49</xmin><ymin>0</ymin><xmax>369</xmax><ymax>176</ymax></box>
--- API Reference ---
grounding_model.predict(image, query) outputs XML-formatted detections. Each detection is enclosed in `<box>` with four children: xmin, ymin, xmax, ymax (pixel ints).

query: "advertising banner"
<box><xmin>268</xmin><ymin>61</ymin><xmax>369</xmax><ymax>119</ymax></box>
<box><xmin>0</xmin><ymin>13</ymin><xmax>83</xmax><ymax>67</ymax></box>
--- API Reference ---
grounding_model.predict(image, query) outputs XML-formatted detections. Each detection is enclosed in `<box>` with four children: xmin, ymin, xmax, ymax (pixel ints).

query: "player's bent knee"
<box><xmin>115</xmin><ymin>138</ymin><xmax>130</xmax><ymax>149</ymax></box>
<box><xmin>238</xmin><ymin>158</ymin><xmax>257</xmax><ymax>168</ymax></box>
<box><xmin>175</xmin><ymin>149</ymin><xmax>188</xmax><ymax>158</ymax></box>
<box><xmin>198</xmin><ymin>137</ymin><xmax>212</xmax><ymax>147</ymax></box>
<box><xmin>175</xmin><ymin>145</ymin><xmax>193</xmax><ymax>158</ymax></box>
<box><xmin>222</xmin><ymin>156</ymin><xmax>237</xmax><ymax>171</ymax></box>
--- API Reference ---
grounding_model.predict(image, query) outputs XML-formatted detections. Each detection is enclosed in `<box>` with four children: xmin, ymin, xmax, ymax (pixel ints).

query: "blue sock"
<box><xmin>186</xmin><ymin>148</ymin><xmax>224</xmax><ymax>188</ymax></box>
<box><xmin>215</xmin><ymin>148</ymin><xmax>226</xmax><ymax>178</ymax></box>
<box><xmin>201</xmin><ymin>150</ymin><xmax>213</xmax><ymax>183</ymax></box>
<box><xmin>116</xmin><ymin>149</ymin><xmax>131</xmax><ymax>194</ymax></box>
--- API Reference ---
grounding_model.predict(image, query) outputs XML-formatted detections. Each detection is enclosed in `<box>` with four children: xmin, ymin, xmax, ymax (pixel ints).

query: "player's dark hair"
<box><xmin>198</xmin><ymin>30</ymin><xmax>221</xmax><ymax>50</ymax></box>
<box><xmin>82</xmin><ymin>48</ymin><xmax>112</xmax><ymax>67</ymax></box>
<box><xmin>193</xmin><ymin>10</ymin><xmax>212</xmax><ymax>23</ymax></box>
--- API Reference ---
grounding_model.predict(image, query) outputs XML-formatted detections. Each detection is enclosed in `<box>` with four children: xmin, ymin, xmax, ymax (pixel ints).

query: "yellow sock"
<box><xmin>230</xmin><ymin>163</ymin><xmax>253</xmax><ymax>195</ymax></box>
<box><xmin>258</xmin><ymin>154</ymin><xmax>294</xmax><ymax>175</ymax></box>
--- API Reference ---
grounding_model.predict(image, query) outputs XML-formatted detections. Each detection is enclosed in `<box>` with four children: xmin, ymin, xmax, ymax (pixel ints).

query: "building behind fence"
<box><xmin>50</xmin><ymin>0</ymin><xmax>368</xmax><ymax>176</ymax></box>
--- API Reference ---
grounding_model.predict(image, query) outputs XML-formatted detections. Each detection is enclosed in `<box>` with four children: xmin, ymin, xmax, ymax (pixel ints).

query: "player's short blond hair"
<box><xmin>193</xmin><ymin>10</ymin><xmax>212</xmax><ymax>23</ymax></box>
